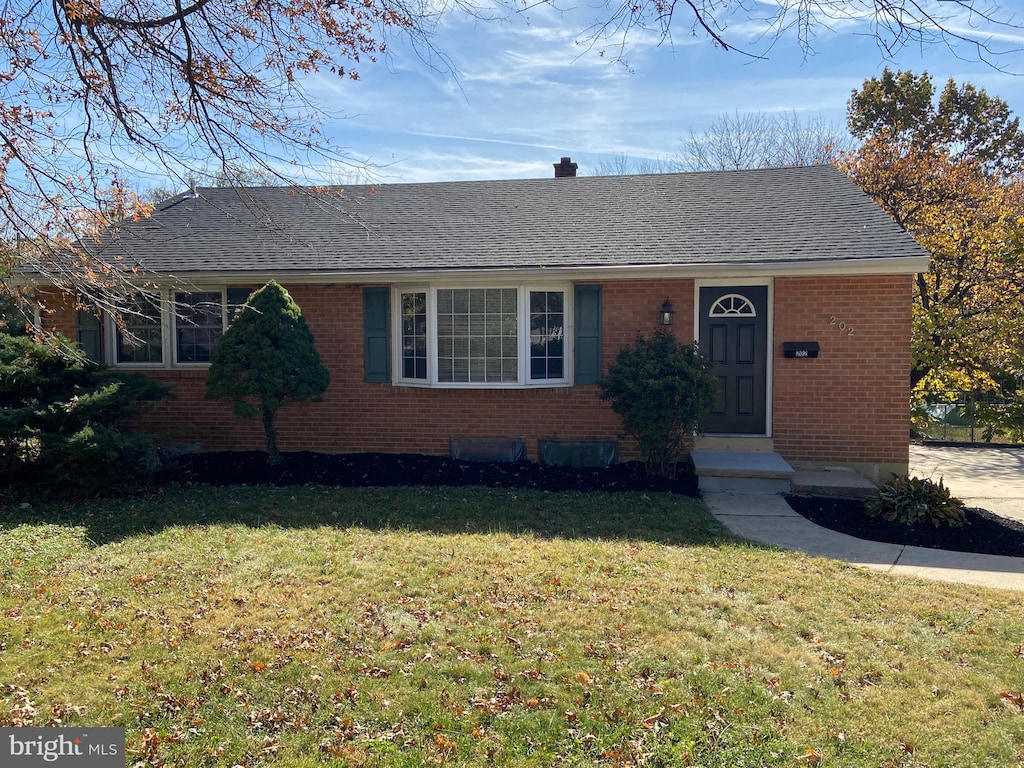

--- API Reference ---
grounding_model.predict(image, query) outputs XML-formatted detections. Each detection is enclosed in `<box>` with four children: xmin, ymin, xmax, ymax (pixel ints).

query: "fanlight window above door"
<box><xmin>708</xmin><ymin>294</ymin><xmax>756</xmax><ymax>317</ymax></box>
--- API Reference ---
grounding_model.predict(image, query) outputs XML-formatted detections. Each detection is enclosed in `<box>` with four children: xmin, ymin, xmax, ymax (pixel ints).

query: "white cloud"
<box><xmin>131</xmin><ymin>0</ymin><xmax>1024</xmax><ymax>190</ymax></box>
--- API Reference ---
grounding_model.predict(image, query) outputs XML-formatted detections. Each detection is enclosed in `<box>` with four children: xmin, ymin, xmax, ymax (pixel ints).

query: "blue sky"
<box><xmin>279</xmin><ymin>2</ymin><xmax>1024</xmax><ymax>185</ymax></box>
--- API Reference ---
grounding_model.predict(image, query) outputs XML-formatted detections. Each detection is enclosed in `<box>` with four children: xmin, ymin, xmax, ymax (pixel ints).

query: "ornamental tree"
<box><xmin>205</xmin><ymin>281</ymin><xmax>330</xmax><ymax>462</ymax></box>
<box><xmin>599</xmin><ymin>330</ymin><xmax>717</xmax><ymax>477</ymax></box>
<box><xmin>840</xmin><ymin>69</ymin><xmax>1024</xmax><ymax>402</ymax></box>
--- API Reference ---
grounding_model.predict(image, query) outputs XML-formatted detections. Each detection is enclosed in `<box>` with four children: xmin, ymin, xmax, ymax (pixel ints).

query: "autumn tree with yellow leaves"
<box><xmin>841</xmin><ymin>69</ymin><xmax>1024</xmax><ymax>408</ymax></box>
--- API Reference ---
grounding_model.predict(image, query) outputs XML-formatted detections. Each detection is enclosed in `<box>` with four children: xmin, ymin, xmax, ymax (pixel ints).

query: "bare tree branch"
<box><xmin>560</xmin><ymin>0</ymin><xmax>1022</xmax><ymax>70</ymax></box>
<box><xmin>680</xmin><ymin>110</ymin><xmax>857</xmax><ymax>171</ymax></box>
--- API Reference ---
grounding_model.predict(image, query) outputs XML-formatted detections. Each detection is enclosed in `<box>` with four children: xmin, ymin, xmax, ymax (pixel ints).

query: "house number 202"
<box><xmin>828</xmin><ymin>316</ymin><xmax>855</xmax><ymax>336</ymax></box>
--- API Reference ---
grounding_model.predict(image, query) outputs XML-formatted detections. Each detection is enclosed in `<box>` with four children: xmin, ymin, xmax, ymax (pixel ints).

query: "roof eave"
<box><xmin>133</xmin><ymin>255</ymin><xmax>930</xmax><ymax>286</ymax></box>
<box><xmin>11</xmin><ymin>255</ymin><xmax>930</xmax><ymax>291</ymax></box>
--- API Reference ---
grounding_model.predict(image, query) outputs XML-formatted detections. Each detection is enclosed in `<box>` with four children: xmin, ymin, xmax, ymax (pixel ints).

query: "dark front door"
<box><xmin>699</xmin><ymin>286</ymin><xmax>768</xmax><ymax>434</ymax></box>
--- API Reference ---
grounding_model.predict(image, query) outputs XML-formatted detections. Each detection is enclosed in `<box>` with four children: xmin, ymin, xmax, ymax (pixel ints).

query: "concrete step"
<box><xmin>692</xmin><ymin>436</ymin><xmax>774</xmax><ymax>452</ymax></box>
<box><xmin>690</xmin><ymin>450</ymin><xmax>795</xmax><ymax>494</ymax></box>
<box><xmin>791</xmin><ymin>468</ymin><xmax>876</xmax><ymax>499</ymax></box>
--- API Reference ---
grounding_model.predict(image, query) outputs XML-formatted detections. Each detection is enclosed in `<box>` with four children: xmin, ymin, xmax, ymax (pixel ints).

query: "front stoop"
<box><xmin>690</xmin><ymin>450</ymin><xmax>795</xmax><ymax>494</ymax></box>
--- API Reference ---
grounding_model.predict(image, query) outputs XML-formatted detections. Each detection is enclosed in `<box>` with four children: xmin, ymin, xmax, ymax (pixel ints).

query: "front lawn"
<box><xmin>1</xmin><ymin>485</ymin><xmax>1023</xmax><ymax>767</ymax></box>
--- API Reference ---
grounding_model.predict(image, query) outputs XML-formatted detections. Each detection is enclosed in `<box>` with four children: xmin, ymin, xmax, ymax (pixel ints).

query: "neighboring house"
<box><xmin>30</xmin><ymin>161</ymin><xmax>928</xmax><ymax>482</ymax></box>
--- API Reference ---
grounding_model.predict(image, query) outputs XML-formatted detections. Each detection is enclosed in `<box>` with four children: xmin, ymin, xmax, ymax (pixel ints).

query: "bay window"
<box><xmin>400</xmin><ymin>292</ymin><xmax>428</xmax><ymax>380</ymax></box>
<box><xmin>530</xmin><ymin>290</ymin><xmax>565</xmax><ymax>380</ymax></box>
<box><xmin>397</xmin><ymin>285</ymin><xmax>569</xmax><ymax>387</ymax></box>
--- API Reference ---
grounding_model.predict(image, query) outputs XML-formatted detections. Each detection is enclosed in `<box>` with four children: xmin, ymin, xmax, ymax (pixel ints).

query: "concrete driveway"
<box><xmin>909</xmin><ymin>444</ymin><xmax>1024</xmax><ymax>520</ymax></box>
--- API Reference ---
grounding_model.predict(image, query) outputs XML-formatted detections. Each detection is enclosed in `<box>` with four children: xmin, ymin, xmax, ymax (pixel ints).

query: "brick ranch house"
<box><xmin>32</xmin><ymin>161</ymin><xmax>928</xmax><ymax>482</ymax></box>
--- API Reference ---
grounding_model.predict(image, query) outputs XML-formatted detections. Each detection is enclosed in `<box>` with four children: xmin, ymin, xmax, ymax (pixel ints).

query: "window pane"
<box><xmin>501</xmin><ymin>336</ymin><xmax>517</xmax><ymax>357</ymax></box>
<box><xmin>175</xmin><ymin>291</ymin><xmax>223</xmax><ymax>363</ymax></box>
<box><xmin>116</xmin><ymin>294</ymin><xmax>163</xmax><ymax>364</ymax></box>
<box><xmin>470</xmin><ymin>357</ymin><xmax>486</xmax><ymax>381</ymax></box>
<box><xmin>531</xmin><ymin>357</ymin><xmax>545</xmax><ymax>379</ymax></box>
<box><xmin>437</xmin><ymin>336</ymin><xmax>453</xmax><ymax>358</ymax></box>
<box><xmin>529</xmin><ymin>290</ymin><xmax>565</xmax><ymax>381</ymax></box>
<box><xmin>436</xmin><ymin>288</ymin><xmax>518</xmax><ymax>384</ymax></box>
<box><xmin>401</xmin><ymin>292</ymin><xmax>427</xmax><ymax>381</ymax></box>
<box><xmin>77</xmin><ymin>309</ymin><xmax>103</xmax><ymax>363</ymax></box>
<box><xmin>437</xmin><ymin>290</ymin><xmax>453</xmax><ymax>313</ymax></box>
<box><xmin>226</xmin><ymin>287</ymin><xmax>255</xmax><ymax>323</ymax></box>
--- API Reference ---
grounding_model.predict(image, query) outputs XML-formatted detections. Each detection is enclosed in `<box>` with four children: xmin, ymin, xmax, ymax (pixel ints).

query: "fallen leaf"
<box><xmin>795</xmin><ymin>747</ymin><xmax>822</xmax><ymax>763</ymax></box>
<box><xmin>1000</xmin><ymin>691</ymin><xmax>1024</xmax><ymax>712</ymax></box>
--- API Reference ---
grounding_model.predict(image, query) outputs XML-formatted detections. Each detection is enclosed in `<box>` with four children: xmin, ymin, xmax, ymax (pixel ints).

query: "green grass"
<box><xmin>2</xmin><ymin>485</ymin><xmax>1024</xmax><ymax>767</ymax></box>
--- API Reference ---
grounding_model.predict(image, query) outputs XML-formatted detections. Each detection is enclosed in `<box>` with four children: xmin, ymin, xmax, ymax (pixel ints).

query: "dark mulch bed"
<box><xmin>171</xmin><ymin>451</ymin><xmax>701</xmax><ymax>497</ymax></box>
<box><xmin>785</xmin><ymin>495</ymin><xmax>1024</xmax><ymax>558</ymax></box>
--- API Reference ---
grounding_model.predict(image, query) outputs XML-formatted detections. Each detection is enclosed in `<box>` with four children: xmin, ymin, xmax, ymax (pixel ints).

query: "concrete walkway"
<box><xmin>909</xmin><ymin>444</ymin><xmax>1024</xmax><ymax>521</ymax></box>
<box><xmin>702</xmin><ymin>443</ymin><xmax>1024</xmax><ymax>591</ymax></box>
<box><xmin>706</xmin><ymin>492</ymin><xmax>1024</xmax><ymax>591</ymax></box>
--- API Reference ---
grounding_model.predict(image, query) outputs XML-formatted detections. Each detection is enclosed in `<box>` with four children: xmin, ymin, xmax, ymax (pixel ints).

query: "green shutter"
<box><xmin>574</xmin><ymin>285</ymin><xmax>602</xmax><ymax>384</ymax></box>
<box><xmin>363</xmin><ymin>287</ymin><xmax>391</xmax><ymax>383</ymax></box>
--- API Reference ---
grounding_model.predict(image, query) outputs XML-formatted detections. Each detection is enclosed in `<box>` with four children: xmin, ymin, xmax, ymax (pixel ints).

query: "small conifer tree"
<box><xmin>205</xmin><ymin>281</ymin><xmax>329</xmax><ymax>462</ymax></box>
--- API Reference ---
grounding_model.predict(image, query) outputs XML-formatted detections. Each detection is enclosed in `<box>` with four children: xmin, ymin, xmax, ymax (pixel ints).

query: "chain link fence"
<box><xmin>913</xmin><ymin>392</ymin><xmax>1024</xmax><ymax>445</ymax></box>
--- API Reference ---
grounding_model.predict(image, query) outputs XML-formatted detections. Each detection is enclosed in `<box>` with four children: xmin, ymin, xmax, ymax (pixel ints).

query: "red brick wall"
<box><xmin>46</xmin><ymin>276</ymin><xmax>912</xmax><ymax>470</ymax></box>
<box><xmin>127</xmin><ymin>281</ymin><xmax>694</xmax><ymax>458</ymax></box>
<box><xmin>771</xmin><ymin>275</ymin><xmax>912</xmax><ymax>470</ymax></box>
<box><xmin>37</xmin><ymin>290</ymin><xmax>78</xmax><ymax>338</ymax></box>
<box><xmin>602</xmin><ymin>280</ymin><xmax>696</xmax><ymax>367</ymax></box>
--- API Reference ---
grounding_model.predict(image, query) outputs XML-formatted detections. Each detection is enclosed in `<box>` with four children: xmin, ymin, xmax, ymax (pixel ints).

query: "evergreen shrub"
<box><xmin>599</xmin><ymin>330</ymin><xmax>717</xmax><ymax>477</ymax></box>
<box><xmin>0</xmin><ymin>331</ymin><xmax>168</xmax><ymax>497</ymax></box>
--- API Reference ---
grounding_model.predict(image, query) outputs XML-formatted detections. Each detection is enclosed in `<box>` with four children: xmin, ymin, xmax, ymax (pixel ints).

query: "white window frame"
<box><xmin>109</xmin><ymin>291</ymin><xmax>169</xmax><ymax>368</ymax></box>
<box><xmin>393</xmin><ymin>284</ymin><xmax>573</xmax><ymax>388</ymax></box>
<box><xmin>172</xmin><ymin>289</ymin><xmax>228</xmax><ymax>367</ymax></box>
<box><xmin>107</xmin><ymin>287</ymin><xmax>237</xmax><ymax>369</ymax></box>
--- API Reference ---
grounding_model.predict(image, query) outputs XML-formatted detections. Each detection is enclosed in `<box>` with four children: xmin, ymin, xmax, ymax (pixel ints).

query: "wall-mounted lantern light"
<box><xmin>660</xmin><ymin>298</ymin><xmax>674</xmax><ymax>326</ymax></box>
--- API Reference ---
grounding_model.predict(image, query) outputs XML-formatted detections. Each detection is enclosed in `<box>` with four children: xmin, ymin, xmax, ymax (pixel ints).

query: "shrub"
<box><xmin>599</xmin><ymin>330</ymin><xmax>717</xmax><ymax>477</ymax></box>
<box><xmin>865</xmin><ymin>476</ymin><xmax>967</xmax><ymax>528</ymax></box>
<box><xmin>0</xmin><ymin>331</ymin><xmax>169</xmax><ymax>497</ymax></box>
<box><xmin>205</xmin><ymin>281</ymin><xmax>329</xmax><ymax>463</ymax></box>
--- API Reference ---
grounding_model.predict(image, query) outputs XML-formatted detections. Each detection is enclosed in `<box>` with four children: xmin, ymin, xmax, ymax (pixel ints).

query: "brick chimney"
<box><xmin>554</xmin><ymin>156</ymin><xmax>578</xmax><ymax>178</ymax></box>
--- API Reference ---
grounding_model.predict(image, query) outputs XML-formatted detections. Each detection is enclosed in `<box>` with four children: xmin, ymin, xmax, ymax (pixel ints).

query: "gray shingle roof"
<box><xmin>87</xmin><ymin>164</ymin><xmax>927</xmax><ymax>275</ymax></box>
